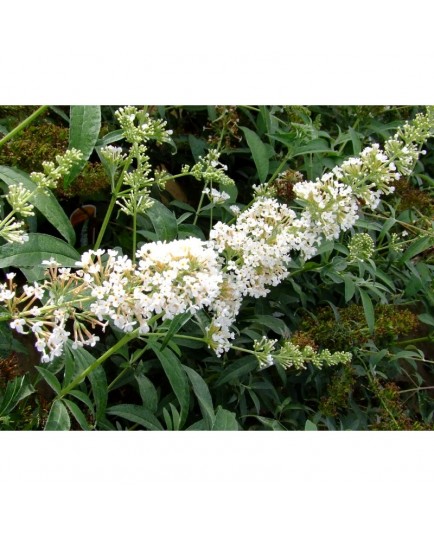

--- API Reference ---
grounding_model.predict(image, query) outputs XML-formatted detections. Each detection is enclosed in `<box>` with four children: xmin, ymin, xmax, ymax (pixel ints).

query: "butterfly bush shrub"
<box><xmin>0</xmin><ymin>105</ymin><xmax>433</xmax><ymax>430</ymax></box>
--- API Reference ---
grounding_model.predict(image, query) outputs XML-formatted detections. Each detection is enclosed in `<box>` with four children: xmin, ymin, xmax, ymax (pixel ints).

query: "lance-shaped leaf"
<box><xmin>0</xmin><ymin>233</ymin><xmax>80</xmax><ymax>269</ymax></box>
<box><xmin>64</xmin><ymin>105</ymin><xmax>101</xmax><ymax>188</ymax></box>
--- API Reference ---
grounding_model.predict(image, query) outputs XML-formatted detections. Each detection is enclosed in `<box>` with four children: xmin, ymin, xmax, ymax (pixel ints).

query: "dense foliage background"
<box><xmin>0</xmin><ymin>105</ymin><xmax>433</xmax><ymax>430</ymax></box>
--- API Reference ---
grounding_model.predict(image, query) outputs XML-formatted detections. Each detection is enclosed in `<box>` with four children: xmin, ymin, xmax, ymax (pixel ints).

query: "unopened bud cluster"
<box><xmin>183</xmin><ymin>149</ymin><xmax>234</xmax><ymax>187</ymax></box>
<box><xmin>109</xmin><ymin>107</ymin><xmax>174</xmax><ymax>217</ymax></box>
<box><xmin>114</xmin><ymin>106</ymin><xmax>173</xmax><ymax>145</ymax></box>
<box><xmin>253</xmin><ymin>336</ymin><xmax>351</xmax><ymax>371</ymax></box>
<box><xmin>0</xmin><ymin>148</ymin><xmax>83</xmax><ymax>244</ymax></box>
<box><xmin>347</xmin><ymin>233</ymin><xmax>375</xmax><ymax>262</ymax></box>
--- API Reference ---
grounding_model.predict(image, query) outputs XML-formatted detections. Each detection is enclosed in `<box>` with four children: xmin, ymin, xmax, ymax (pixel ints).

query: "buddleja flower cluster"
<box><xmin>0</xmin><ymin>149</ymin><xmax>83</xmax><ymax>244</ymax></box>
<box><xmin>107</xmin><ymin>106</ymin><xmax>175</xmax><ymax>217</ymax></box>
<box><xmin>347</xmin><ymin>233</ymin><xmax>375</xmax><ymax>262</ymax></box>
<box><xmin>0</xmin><ymin>263</ymin><xmax>104</xmax><ymax>362</ymax></box>
<box><xmin>182</xmin><ymin>149</ymin><xmax>235</xmax><ymax>187</ymax></box>
<box><xmin>2</xmin><ymin>106</ymin><xmax>434</xmax><ymax>368</ymax></box>
<box><xmin>253</xmin><ymin>336</ymin><xmax>351</xmax><ymax>370</ymax></box>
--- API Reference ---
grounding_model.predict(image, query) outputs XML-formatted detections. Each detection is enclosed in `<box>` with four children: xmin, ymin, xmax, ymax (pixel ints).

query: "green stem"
<box><xmin>0</xmin><ymin>106</ymin><xmax>49</xmax><ymax>149</ymax></box>
<box><xmin>162</xmin><ymin>171</ymin><xmax>190</xmax><ymax>181</ymax></box>
<box><xmin>193</xmin><ymin>189</ymin><xmax>206</xmax><ymax>226</ymax></box>
<box><xmin>229</xmin><ymin>345</ymin><xmax>257</xmax><ymax>356</ymax></box>
<box><xmin>375</xmin><ymin>238</ymin><xmax>415</xmax><ymax>253</ymax></box>
<box><xmin>94</xmin><ymin>157</ymin><xmax>132</xmax><ymax>250</ymax></box>
<box><xmin>58</xmin><ymin>328</ymin><xmax>140</xmax><ymax>399</ymax></box>
<box><xmin>209</xmin><ymin>179</ymin><xmax>214</xmax><ymax>233</ymax></box>
<box><xmin>0</xmin><ymin>312</ymin><xmax>11</xmax><ymax>322</ymax></box>
<box><xmin>239</xmin><ymin>105</ymin><xmax>260</xmax><ymax>113</ymax></box>
<box><xmin>216</xmin><ymin>124</ymin><xmax>226</xmax><ymax>153</ymax></box>
<box><xmin>357</xmin><ymin>356</ymin><xmax>400</xmax><ymax>428</ymax></box>
<box><xmin>107</xmin><ymin>347</ymin><xmax>147</xmax><ymax>392</ymax></box>
<box><xmin>397</xmin><ymin>335</ymin><xmax>433</xmax><ymax>345</ymax></box>
<box><xmin>364</xmin><ymin>211</ymin><xmax>434</xmax><ymax>236</ymax></box>
<box><xmin>398</xmin><ymin>386</ymin><xmax>434</xmax><ymax>395</ymax></box>
<box><xmin>267</xmin><ymin>149</ymin><xmax>293</xmax><ymax>186</ymax></box>
<box><xmin>399</xmin><ymin>356</ymin><xmax>434</xmax><ymax>366</ymax></box>
<box><xmin>132</xmin><ymin>206</ymin><xmax>137</xmax><ymax>263</ymax></box>
<box><xmin>107</xmin><ymin>332</ymin><xmax>207</xmax><ymax>391</ymax></box>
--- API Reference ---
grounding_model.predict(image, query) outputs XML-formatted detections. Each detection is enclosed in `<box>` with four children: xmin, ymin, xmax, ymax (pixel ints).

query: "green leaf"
<box><xmin>67</xmin><ymin>389</ymin><xmax>95</xmax><ymax>416</ymax></box>
<box><xmin>291</xmin><ymin>138</ymin><xmax>333</xmax><ymax>157</ymax></box>
<box><xmin>135</xmin><ymin>373</ymin><xmax>158</xmax><ymax>413</ymax></box>
<box><xmin>63</xmin><ymin>398</ymin><xmax>91</xmax><ymax>430</ymax></box>
<box><xmin>0</xmin><ymin>233</ymin><xmax>80</xmax><ymax>269</ymax></box>
<box><xmin>240</xmin><ymin>126</ymin><xmax>269</xmax><ymax>182</ymax></box>
<box><xmin>372</xmin><ymin>268</ymin><xmax>395</xmax><ymax>292</ymax></box>
<box><xmin>159</xmin><ymin>312</ymin><xmax>191</xmax><ymax>351</ymax></box>
<box><xmin>148</xmin><ymin>340</ymin><xmax>190</xmax><ymax>427</ymax></box>
<box><xmin>212</xmin><ymin>406</ymin><xmax>239</xmax><ymax>431</ymax></box>
<box><xmin>144</xmin><ymin>199</ymin><xmax>178</xmax><ymax>241</ymax></box>
<box><xmin>183</xmin><ymin>365</ymin><xmax>215</xmax><ymax>428</ymax></box>
<box><xmin>343</xmin><ymin>274</ymin><xmax>356</xmax><ymax>302</ymax></box>
<box><xmin>304</xmin><ymin>419</ymin><xmax>317</xmax><ymax>431</ymax></box>
<box><xmin>215</xmin><ymin>356</ymin><xmax>258</xmax><ymax>387</ymax></box>
<box><xmin>250</xmin><ymin>315</ymin><xmax>290</xmax><ymax>337</ymax></box>
<box><xmin>378</xmin><ymin>217</ymin><xmax>396</xmax><ymax>242</ymax></box>
<box><xmin>49</xmin><ymin>106</ymin><xmax>70</xmax><ymax>123</ymax></box>
<box><xmin>177</xmin><ymin>224</ymin><xmax>206</xmax><ymax>240</ymax></box>
<box><xmin>19</xmin><ymin>266</ymin><xmax>46</xmax><ymax>283</ymax></box>
<box><xmin>359</xmin><ymin>288</ymin><xmax>375</xmax><ymax>334</ymax></box>
<box><xmin>399</xmin><ymin>236</ymin><xmax>432</xmax><ymax>265</ymax></box>
<box><xmin>66</xmin><ymin>342</ymin><xmax>107</xmax><ymax>423</ymax></box>
<box><xmin>44</xmin><ymin>400</ymin><xmax>71</xmax><ymax>430</ymax></box>
<box><xmin>188</xmin><ymin>134</ymin><xmax>208</xmax><ymax>162</ymax></box>
<box><xmin>0</xmin><ymin>166</ymin><xmax>76</xmax><ymax>245</ymax></box>
<box><xmin>254</xmin><ymin>416</ymin><xmax>286</xmax><ymax>430</ymax></box>
<box><xmin>162</xmin><ymin>406</ymin><xmax>173</xmax><ymax>430</ymax></box>
<box><xmin>0</xmin><ymin>321</ymin><xmax>13</xmax><ymax>358</ymax></box>
<box><xmin>348</xmin><ymin>127</ymin><xmax>361</xmax><ymax>155</ymax></box>
<box><xmin>62</xmin><ymin>350</ymin><xmax>76</xmax><ymax>389</ymax></box>
<box><xmin>65</xmin><ymin>105</ymin><xmax>101</xmax><ymax>187</ymax></box>
<box><xmin>186</xmin><ymin>418</ymin><xmax>208</xmax><ymax>430</ymax></box>
<box><xmin>418</xmin><ymin>313</ymin><xmax>434</xmax><ymax>328</ymax></box>
<box><xmin>269</xmin><ymin>135</ymin><xmax>334</xmax><ymax>157</ymax></box>
<box><xmin>220</xmin><ymin>180</ymin><xmax>238</xmax><ymax>204</ymax></box>
<box><xmin>167</xmin><ymin>402</ymin><xmax>181</xmax><ymax>430</ymax></box>
<box><xmin>35</xmin><ymin>366</ymin><xmax>62</xmax><ymax>395</ymax></box>
<box><xmin>95</xmin><ymin>129</ymin><xmax>124</xmax><ymax>147</ymax></box>
<box><xmin>106</xmin><ymin>404</ymin><xmax>163</xmax><ymax>431</ymax></box>
<box><xmin>0</xmin><ymin>375</ymin><xmax>35</xmax><ymax>416</ymax></box>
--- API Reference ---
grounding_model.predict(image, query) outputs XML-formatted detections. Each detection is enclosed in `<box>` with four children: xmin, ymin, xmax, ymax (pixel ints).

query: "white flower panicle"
<box><xmin>211</xmin><ymin>197</ymin><xmax>299</xmax><ymax>298</ymax></box>
<box><xmin>135</xmin><ymin>237</ymin><xmax>223</xmax><ymax>320</ymax></box>
<box><xmin>0</xmin><ymin>239</ymin><xmax>225</xmax><ymax>361</ymax></box>
<box><xmin>0</xmin><ymin>265</ymin><xmax>105</xmax><ymax>363</ymax></box>
<box><xmin>293</xmin><ymin>173</ymin><xmax>359</xmax><ymax>239</ymax></box>
<box><xmin>2</xmin><ymin>106</ymin><xmax>434</xmax><ymax>364</ymax></box>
